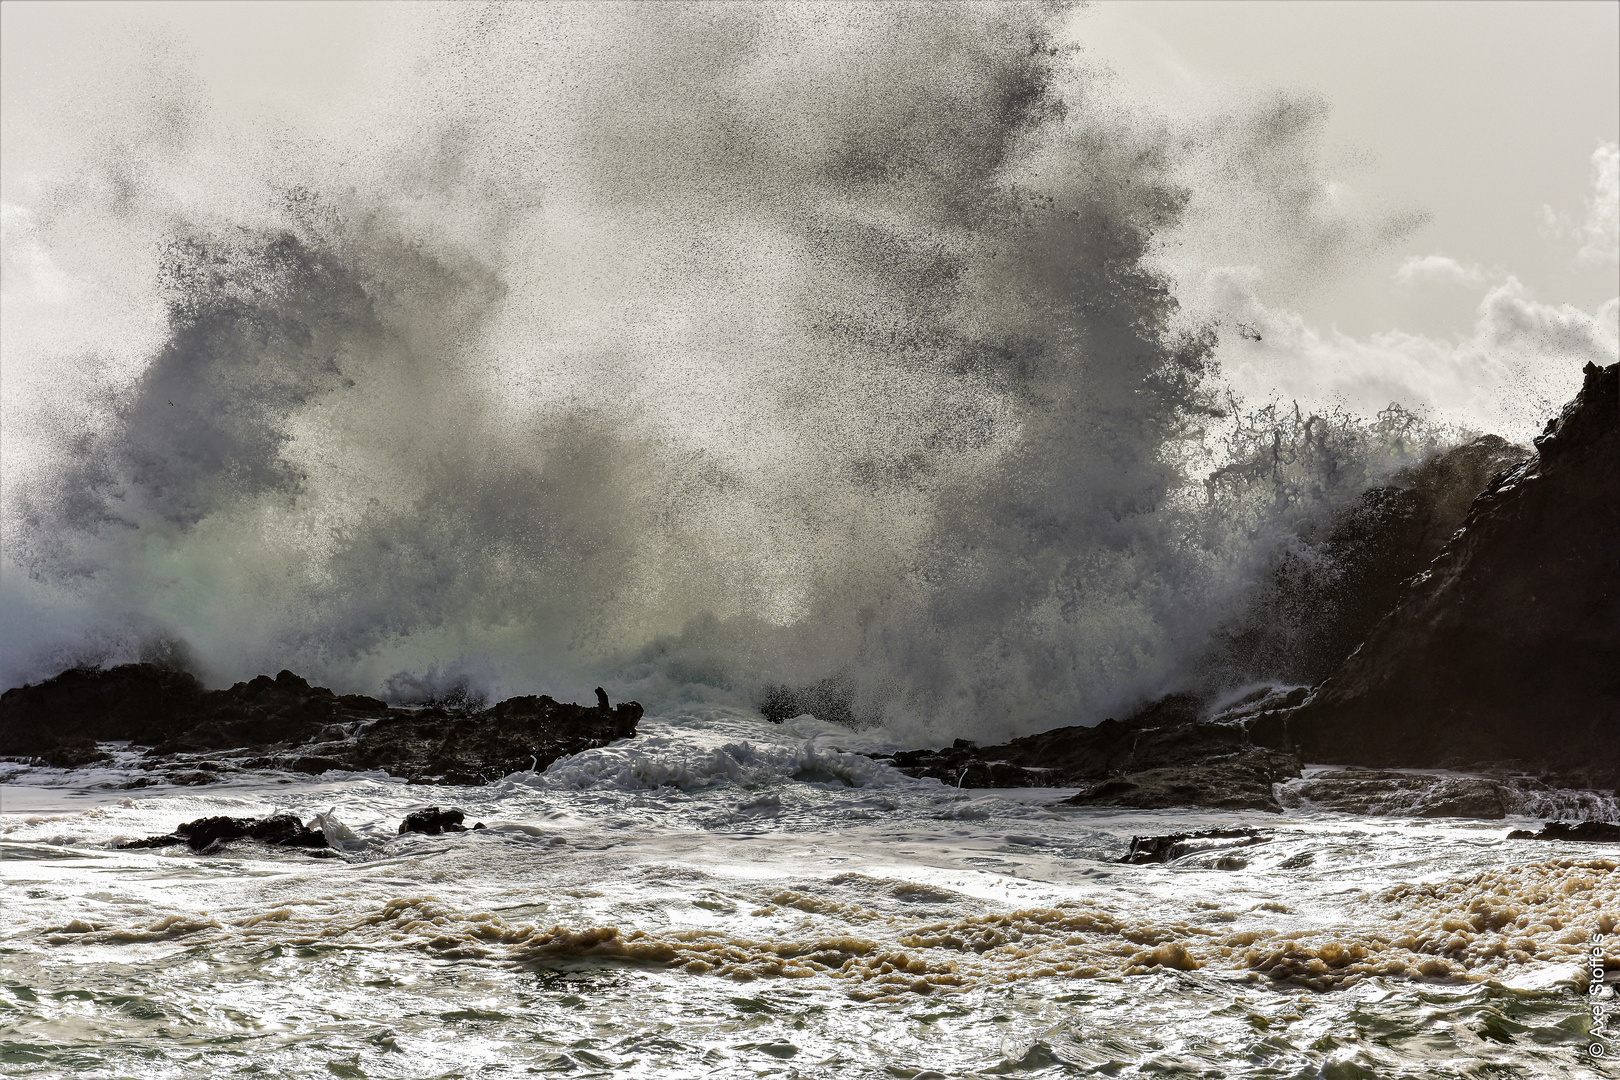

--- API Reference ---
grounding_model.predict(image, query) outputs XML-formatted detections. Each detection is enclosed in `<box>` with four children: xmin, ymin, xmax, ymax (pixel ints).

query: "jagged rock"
<box><xmin>153</xmin><ymin>670</ymin><xmax>390</xmax><ymax>753</ymax></box>
<box><xmin>0</xmin><ymin>663</ymin><xmax>204</xmax><ymax>764</ymax></box>
<box><xmin>398</xmin><ymin>807</ymin><xmax>485</xmax><ymax>835</ymax></box>
<box><xmin>873</xmin><ymin>694</ymin><xmax>1288</xmax><ymax>793</ymax></box>
<box><xmin>338</xmin><ymin>692</ymin><xmax>642</xmax><ymax>784</ymax></box>
<box><xmin>1506</xmin><ymin>821</ymin><xmax>1620</xmax><ymax>842</ymax></box>
<box><xmin>1117</xmin><ymin>827</ymin><xmax>1269</xmax><ymax>865</ymax></box>
<box><xmin>1213</xmin><ymin>436</ymin><xmax>1528</xmax><ymax>687</ymax></box>
<box><xmin>118</xmin><ymin>813</ymin><xmax>328</xmax><ymax>852</ymax></box>
<box><xmin>0</xmin><ymin>664</ymin><xmax>643</xmax><ymax>785</ymax></box>
<box><xmin>1271</xmin><ymin>362</ymin><xmax>1620</xmax><ymax>788</ymax></box>
<box><xmin>1064</xmin><ymin>749</ymin><xmax>1301</xmax><ymax>813</ymax></box>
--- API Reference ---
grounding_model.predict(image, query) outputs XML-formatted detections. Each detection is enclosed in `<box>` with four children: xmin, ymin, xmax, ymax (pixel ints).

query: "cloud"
<box><xmin>1392</xmin><ymin>254</ymin><xmax>1486</xmax><ymax>287</ymax></box>
<box><xmin>1539</xmin><ymin>140</ymin><xmax>1619</xmax><ymax>266</ymax></box>
<box><xmin>1205</xmin><ymin>267</ymin><xmax>1618</xmax><ymax>443</ymax></box>
<box><xmin>1576</xmin><ymin>141</ymin><xmax>1619</xmax><ymax>265</ymax></box>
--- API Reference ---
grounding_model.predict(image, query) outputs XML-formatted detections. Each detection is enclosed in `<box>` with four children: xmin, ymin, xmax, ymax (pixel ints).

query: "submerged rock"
<box><xmin>398</xmin><ymin>807</ymin><xmax>485</xmax><ymax>835</ymax></box>
<box><xmin>118</xmin><ymin>813</ymin><xmax>329</xmax><ymax>852</ymax></box>
<box><xmin>1270</xmin><ymin>773</ymin><xmax>1522</xmax><ymax>816</ymax></box>
<box><xmin>1271</xmin><ymin>362</ymin><xmax>1620</xmax><ymax>789</ymax></box>
<box><xmin>1506</xmin><ymin>821</ymin><xmax>1620</xmax><ymax>843</ymax></box>
<box><xmin>0</xmin><ymin>664</ymin><xmax>642</xmax><ymax>785</ymax></box>
<box><xmin>1118</xmin><ymin>827</ymin><xmax>1269</xmax><ymax>865</ymax></box>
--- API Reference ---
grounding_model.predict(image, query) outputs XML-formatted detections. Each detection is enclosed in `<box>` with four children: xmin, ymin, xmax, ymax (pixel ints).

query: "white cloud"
<box><xmin>1392</xmin><ymin>254</ymin><xmax>1486</xmax><ymax>287</ymax></box>
<box><xmin>1204</xmin><ymin>267</ymin><xmax>1618</xmax><ymax>443</ymax></box>
<box><xmin>1539</xmin><ymin>141</ymin><xmax>1619</xmax><ymax>266</ymax></box>
<box><xmin>1576</xmin><ymin>141</ymin><xmax>1619</xmax><ymax>265</ymax></box>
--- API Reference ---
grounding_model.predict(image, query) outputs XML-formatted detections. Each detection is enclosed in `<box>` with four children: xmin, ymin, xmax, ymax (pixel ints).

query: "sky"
<box><xmin>1072</xmin><ymin>1</ymin><xmax>1619</xmax><ymax>338</ymax></box>
<box><xmin>5</xmin><ymin>1</ymin><xmax>1614</xmax><ymax>332</ymax></box>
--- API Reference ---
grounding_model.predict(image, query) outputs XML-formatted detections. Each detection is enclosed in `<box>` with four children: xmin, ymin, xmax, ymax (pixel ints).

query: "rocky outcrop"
<box><xmin>398</xmin><ymin>807</ymin><xmax>485</xmax><ymax>835</ymax></box>
<box><xmin>875</xmin><ymin>694</ymin><xmax>1249</xmax><ymax>787</ymax></box>
<box><xmin>322</xmin><ymin>691</ymin><xmax>641</xmax><ymax>784</ymax></box>
<box><xmin>152</xmin><ymin>671</ymin><xmax>390</xmax><ymax>754</ymax></box>
<box><xmin>0</xmin><ymin>666</ymin><xmax>642</xmax><ymax>785</ymax></box>
<box><xmin>1117</xmin><ymin>827</ymin><xmax>1269</xmax><ymax>865</ymax></box>
<box><xmin>1064</xmin><ymin>749</ymin><xmax>1300</xmax><ymax>813</ymax></box>
<box><xmin>1507</xmin><ymin>821</ymin><xmax>1620</xmax><ymax>842</ymax></box>
<box><xmin>873</xmin><ymin>693</ymin><xmax>1303</xmax><ymax>810</ymax></box>
<box><xmin>118</xmin><ymin>813</ymin><xmax>329</xmax><ymax>852</ymax></box>
<box><xmin>1267</xmin><ymin>362</ymin><xmax>1620</xmax><ymax>788</ymax></box>
<box><xmin>1214</xmin><ymin>435</ymin><xmax>1529</xmax><ymax>687</ymax></box>
<box><xmin>0</xmin><ymin>663</ymin><xmax>206</xmax><ymax>767</ymax></box>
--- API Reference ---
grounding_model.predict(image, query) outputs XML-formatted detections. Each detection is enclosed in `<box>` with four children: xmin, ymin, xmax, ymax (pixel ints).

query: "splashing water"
<box><xmin>0</xmin><ymin>3</ymin><xmax>1592</xmax><ymax>746</ymax></box>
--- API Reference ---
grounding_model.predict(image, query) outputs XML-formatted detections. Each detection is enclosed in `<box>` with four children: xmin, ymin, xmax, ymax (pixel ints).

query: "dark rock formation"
<box><xmin>874</xmin><ymin>694</ymin><xmax>1300</xmax><ymax>810</ymax></box>
<box><xmin>0</xmin><ymin>663</ymin><xmax>205</xmax><ymax>766</ymax></box>
<box><xmin>152</xmin><ymin>670</ymin><xmax>390</xmax><ymax>754</ymax></box>
<box><xmin>333</xmin><ymin>693</ymin><xmax>642</xmax><ymax>784</ymax></box>
<box><xmin>1118</xmin><ymin>827</ymin><xmax>1269</xmax><ymax>865</ymax></box>
<box><xmin>1268</xmin><ymin>362</ymin><xmax>1620</xmax><ymax>789</ymax></box>
<box><xmin>1</xmin><ymin>664</ymin><xmax>642</xmax><ymax>785</ymax></box>
<box><xmin>398</xmin><ymin>807</ymin><xmax>485</xmax><ymax>835</ymax></box>
<box><xmin>118</xmin><ymin>813</ymin><xmax>328</xmax><ymax>852</ymax></box>
<box><xmin>1507</xmin><ymin>821</ymin><xmax>1620</xmax><ymax>843</ymax></box>
<box><xmin>1213</xmin><ymin>435</ymin><xmax>1528</xmax><ymax>687</ymax></box>
<box><xmin>1064</xmin><ymin>748</ymin><xmax>1300</xmax><ymax>812</ymax></box>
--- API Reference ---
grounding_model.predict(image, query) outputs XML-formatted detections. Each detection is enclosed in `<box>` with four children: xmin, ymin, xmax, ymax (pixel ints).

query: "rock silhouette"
<box><xmin>1267</xmin><ymin>362</ymin><xmax>1620</xmax><ymax>789</ymax></box>
<box><xmin>0</xmin><ymin>666</ymin><xmax>641</xmax><ymax>785</ymax></box>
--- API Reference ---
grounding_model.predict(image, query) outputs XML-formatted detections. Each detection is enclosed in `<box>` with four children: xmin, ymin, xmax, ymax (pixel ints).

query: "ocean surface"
<box><xmin>2</xmin><ymin>707</ymin><xmax>1616</xmax><ymax>1079</ymax></box>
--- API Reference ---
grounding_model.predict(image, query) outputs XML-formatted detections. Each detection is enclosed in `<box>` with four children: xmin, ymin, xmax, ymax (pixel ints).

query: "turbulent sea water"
<box><xmin>4</xmin><ymin>4</ymin><xmax>1618</xmax><ymax>1077</ymax></box>
<box><xmin>3</xmin><ymin>707</ymin><xmax>1616</xmax><ymax>1079</ymax></box>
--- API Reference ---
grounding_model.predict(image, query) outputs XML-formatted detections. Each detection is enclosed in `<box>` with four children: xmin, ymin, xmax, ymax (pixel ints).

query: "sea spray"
<box><xmin>0</xmin><ymin>3</ymin><xmax>1514</xmax><ymax>743</ymax></box>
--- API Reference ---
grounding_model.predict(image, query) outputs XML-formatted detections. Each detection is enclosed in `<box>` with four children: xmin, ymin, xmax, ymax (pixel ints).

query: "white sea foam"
<box><xmin>514</xmin><ymin>724</ymin><xmax>917</xmax><ymax>793</ymax></box>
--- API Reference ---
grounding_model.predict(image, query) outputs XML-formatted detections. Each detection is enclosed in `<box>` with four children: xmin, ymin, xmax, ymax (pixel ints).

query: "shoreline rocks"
<box><xmin>1119</xmin><ymin>827</ymin><xmax>1269</xmax><ymax>866</ymax></box>
<box><xmin>874</xmin><ymin>694</ymin><xmax>1303</xmax><ymax>812</ymax></box>
<box><xmin>1507</xmin><ymin>821</ymin><xmax>1620</xmax><ymax>843</ymax></box>
<box><xmin>0</xmin><ymin>667</ymin><xmax>642</xmax><ymax>785</ymax></box>
<box><xmin>118</xmin><ymin>813</ymin><xmax>329</xmax><ymax>852</ymax></box>
<box><xmin>1264</xmin><ymin>361</ymin><xmax>1620</xmax><ymax>790</ymax></box>
<box><xmin>399</xmin><ymin>807</ymin><xmax>485</xmax><ymax>835</ymax></box>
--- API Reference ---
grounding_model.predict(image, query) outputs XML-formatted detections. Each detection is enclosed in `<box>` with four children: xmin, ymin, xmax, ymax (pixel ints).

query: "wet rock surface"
<box><xmin>1</xmin><ymin>666</ymin><xmax>641</xmax><ymax>785</ymax></box>
<box><xmin>0</xmin><ymin>663</ymin><xmax>205</xmax><ymax>767</ymax></box>
<box><xmin>1064</xmin><ymin>749</ymin><xmax>1301</xmax><ymax>813</ymax></box>
<box><xmin>1118</xmin><ymin>827</ymin><xmax>1269</xmax><ymax>865</ymax></box>
<box><xmin>118</xmin><ymin>813</ymin><xmax>329</xmax><ymax>852</ymax></box>
<box><xmin>1272</xmin><ymin>769</ymin><xmax>1589</xmax><ymax>819</ymax></box>
<box><xmin>1212</xmin><ymin>435</ymin><xmax>1528</xmax><ymax>689</ymax></box>
<box><xmin>874</xmin><ymin>694</ymin><xmax>1269</xmax><ymax>788</ymax></box>
<box><xmin>1271</xmin><ymin>362</ymin><xmax>1620</xmax><ymax>789</ymax></box>
<box><xmin>1506</xmin><ymin>821</ymin><xmax>1620</xmax><ymax>843</ymax></box>
<box><xmin>874</xmin><ymin>694</ymin><xmax>1303</xmax><ymax>810</ymax></box>
<box><xmin>398</xmin><ymin>807</ymin><xmax>485</xmax><ymax>835</ymax></box>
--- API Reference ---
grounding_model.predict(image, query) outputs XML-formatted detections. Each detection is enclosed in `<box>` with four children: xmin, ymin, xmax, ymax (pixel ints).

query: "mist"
<box><xmin>2</xmin><ymin>3</ymin><xmax>1612</xmax><ymax>743</ymax></box>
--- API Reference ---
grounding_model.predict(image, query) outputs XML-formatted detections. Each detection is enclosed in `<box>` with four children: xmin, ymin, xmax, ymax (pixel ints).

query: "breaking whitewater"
<box><xmin>3</xmin><ymin>4</ymin><xmax>1619</xmax><ymax>1078</ymax></box>
<box><xmin>2</xmin><ymin>709</ymin><xmax>1617</xmax><ymax>1078</ymax></box>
